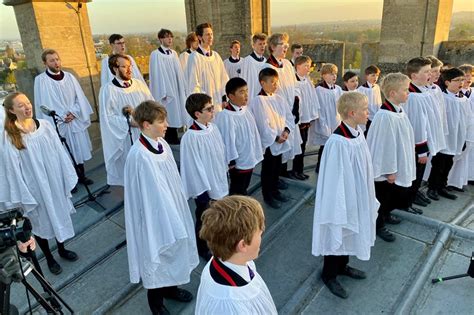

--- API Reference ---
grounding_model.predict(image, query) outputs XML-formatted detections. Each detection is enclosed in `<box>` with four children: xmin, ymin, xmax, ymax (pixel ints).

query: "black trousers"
<box><xmin>229</xmin><ymin>168</ymin><xmax>253</xmax><ymax>196</ymax></box>
<box><xmin>34</xmin><ymin>235</ymin><xmax>67</xmax><ymax>261</ymax></box>
<box><xmin>428</xmin><ymin>153</ymin><xmax>454</xmax><ymax>191</ymax></box>
<box><xmin>261</xmin><ymin>148</ymin><xmax>282</xmax><ymax>201</ymax></box>
<box><xmin>374</xmin><ymin>181</ymin><xmax>411</xmax><ymax>229</ymax></box>
<box><xmin>322</xmin><ymin>255</ymin><xmax>349</xmax><ymax>281</ymax></box>
<box><xmin>364</xmin><ymin>119</ymin><xmax>372</xmax><ymax>138</ymax></box>
<box><xmin>147</xmin><ymin>286</ymin><xmax>177</xmax><ymax>313</ymax></box>
<box><xmin>194</xmin><ymin>192</ymin><xmax>211</xmax><ymax>256</ymax></box>
<box><xmin>409</xmin><ymin>156</ymin><xmax>427</xmax><ymax>204</ymax></box>
<box><xmin>292</xmin><ymin>124</ymin><xmax>309</xmax><ymax>174</ymax></box>
<box><xmin>316</xmin><ymin>145</ymin><xmax>325</xmax><ymax>173</ymax></box>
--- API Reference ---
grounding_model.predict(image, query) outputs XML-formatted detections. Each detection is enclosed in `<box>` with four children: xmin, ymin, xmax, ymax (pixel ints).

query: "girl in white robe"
<box><xmin>2</xmin><ymin>92</ymin><xmax>78</xmax><ymax>275</ymax></box>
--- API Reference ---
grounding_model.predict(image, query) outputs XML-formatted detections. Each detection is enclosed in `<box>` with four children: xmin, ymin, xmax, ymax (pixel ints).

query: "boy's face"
<box><xmin>344</xmin><ymin>76</ymin><xmax>359</xmax><ymax>91</ymax></box>
<box><xmin>296</xmin><ymin>61</ymin><xmax>311</xmax><ymax>77</ymax></box>
<box><xmin>243</xmin><ymin>229</ymin><xmax>263</xmax><ymax>261</ymax></box>
<box><xmin>351</xmin><ymin>101</ymin><xmax>369</xmax><ymax>125</ymax></box>
<box><xmin>111</xmin><ymin>38</ymin><xmax>126</xmax><ymax>54</ymax></box>
<box><xmin>322</xmin><ymin>72</ymin><xmax>337</xmax><ymax>85</ymax></box>
<box><xmin>463</xmin><ymin>73</ymin><xmax>472</xmax><ymax>89</ymax></box>
<box><xmin>199</xmin><ymin>27</ymin><xmax>213</xmax><ymax>47</ymax></box>
<box><xmin>144</xmin><ymin>118</ymin><xmax>168</xmax><ymax>139</ymax></box>
<box><xmin>445</xmin><ymin>76</ymin><xmax>464</xmax><ymax>94</ymax></box>
<box><xmin>390</xmin><ymin>81</ymin><xmax>410</xmax><ymax>105</ymax></box>
<box><xmin>261</xmin><ymin>76</ymin><xmax>279</xmax><ymax>94</ymax></box>
<box><xmin>411</xmin><ymin>65</ymin><xmax>431</xmax><ymax>86</ymax></box>
<box><xmin>228</xmin><ymin>85</ymin><xmax>249</xmax><ymax>106</ymax></box>
<box><xmin>292</xmin><ymin>47</ymin><xmax>303</xmax><ymax>60</ymax></box>
<box><xmin>159</xmin><ymin>34</ymin><xmax>173</xmax><ymax>48</ymax></box>
<box><xmin>252</xmin><ymin>39</ymin><xmax>266</xmax><ymax>55</ymax></box>
<box><xmin>272</xmin><ymin>39</ymin><xmax>289</xmax><ymax>59</ymax></box>
<box><xmin>230</xmin><ymin>43</ymin><xmax>240</xmax><ymax>57</ymax></box>
<box><xmin>366</xmin><ymin>73</ymin><xmax>379</xmax><ymax>85</ymax></box>
<box><xmin>195</xmin><ymin>102</ymin><xmax>215</xmax><ymax>124</ymax></box>
<box><xmin>430</xmin><ymin>66</ymin><xmax>441</xmax><ymax>83</ymax></box>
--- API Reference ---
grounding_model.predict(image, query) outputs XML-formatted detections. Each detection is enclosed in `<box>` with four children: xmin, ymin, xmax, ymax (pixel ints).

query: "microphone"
<box><xmin>40</xmin><ymin>105</ymin><xmax>57</xmax><ymax>117</ymax></box>
<box><xmin>122</xmin><ymin>106</ymin><xmax>132</xmax><ymax>118</ymax></box>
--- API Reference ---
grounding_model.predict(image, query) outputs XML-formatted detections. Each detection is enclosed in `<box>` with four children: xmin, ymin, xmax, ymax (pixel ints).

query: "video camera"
<box><xmin>0</xmin><ymin>208</ymin><xmax>32</xmax><ymax>253</ymax></box>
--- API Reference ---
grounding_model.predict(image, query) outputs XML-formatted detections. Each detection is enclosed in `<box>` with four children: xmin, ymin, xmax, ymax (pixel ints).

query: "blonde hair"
<box><xmin>267</xmin><ymin>33</ymin><xmax>289</xmax><ymax>53</ymax></box>
<box><xmin>425</xmin><ymin>55</ymin><xmax>443</xmax><ymax>68</ymax></box>
<box><xmin>252</xmin><ymin>33</ymin><xmax>267</xmax><ymax>43</ymax></box>
<box><xmin>337</xmin><ymin>92</ymin><xmax>368</xmax><ymax>120</ymax></box>
<box><xmin>321</xmin><ymin>63</ymin><xmax>338</xmax><ymax>75</ymax></box>
<box><xmin>200</xmin><ymin>196</ymin><xmax>265</xmax><ymax>261</ymax></box>
<box><xmin>3</xmin><ymin>92</ymin><xmax>27</xmax><ymax>150</ymax></box>
<box><xmin>458</xmin><ymin>64</ymin><xmax>473</xmax><ymax>75</ymax></box>
<box><xmin>380</xmin><ymin>72</ymin><xmax>410</xmax><ymax>98</ymax></box>
<box><xmin>294</xmin><ymin>55</ymin><xmax>311</xmax><ymax>67</ymax></box>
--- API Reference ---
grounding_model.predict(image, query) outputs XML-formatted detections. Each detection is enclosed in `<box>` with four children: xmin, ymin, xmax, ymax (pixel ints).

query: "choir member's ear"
<box><xmin>194</xmin><ymin>110</ymin><xmax>201</xmax><ymax>119</ymax></box>
<box><xmin>235</xmin><ymin>239</ymin><xmax>246</xmax><ymax>253</ymax></box>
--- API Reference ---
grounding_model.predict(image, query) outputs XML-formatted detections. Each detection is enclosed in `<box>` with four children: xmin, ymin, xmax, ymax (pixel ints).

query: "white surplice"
<box><xmin>357</xmin><ymin>83</ymin><xmax>382</xmax><ymax>121</ymax></box>
<box><xmin>240</xmin><ymin>54</ymin><xmax>266</xmax><ymax>99</ymax></box>
<box><xmin>295</xmin><ymin>74</ymin><xmax>320</xmax><ymax>123</ymax></box>
<box><xmin>223</xmin><ymin>57</ymin><xmax>243</xmax><ymax>79</ymax></box>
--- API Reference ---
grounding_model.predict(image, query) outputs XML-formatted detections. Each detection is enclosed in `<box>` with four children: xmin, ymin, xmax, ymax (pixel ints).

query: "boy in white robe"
<box><xmin>308</xmin><ymin>63</ymin><xmax>343</xmax><ymax>172</ymax></box>
<box><xmin>99</xmin><ymin>54</ymin><xmax>154</xmax><ymax>186</ymax></box>
<box><xmin>367</xmin><ymin>73</ymin><xmax>416</xmax><ymax>243</ymax></box>
<box><xmin>356</xmin><ymin>65</ymin><xmax>382</xmax><ymax>135</ymax></box>
<box><xmin>240</xmin><ymin>33</ymin><xmax>268</xmax><ymax>99</ymax></box>
<box><xmin>223</xmin><ymin>40</ymin><xmax>243</xmax><ymax>79</ymax></box>
<box><xmin>248</xmin><ymin>68</ymin><xmax>295</xmax><ymax>209</ymax></box>
<box><xmin>179</xmin><ymin>32</ymin><xmax>199</xmax><ymax>70</ymax></box>
<box><xmin>264</xmin><ymin>33</ymin><xmax>303</xmax><ymax>178</ymax></box>
<box><xmin>214</xmin><ymin>78</ymin><xmax>263</xmax><ymax>195</ymax></box>
<box><xmin>342</xmin><ymin>71</ymin><xmax>359</xmax><ymax>92</ymax></box>
<box><xmin>149</xmin><ymin>28</ymin><xmax>189</xmax><ymax>144</ymax></box>
<box><xmin>196</xmin><ymin>196</ymin><xmax>277</xmax><ymax>315</ymax></box>
<box><xmin>34</xmin><ymin>49</ymin><xmax>93</xmax><ymax>187</ymax></box>
<box><xmin>428</xmin><ymin>68</ymin><xmax>470</xmax><ymax>199</ymax></box>
<box><xmin>313</xmin><ymin>92</ymin><xmax>379</xmax><ymax>299</ymax></box>
<box><xmin>124</xmin><ymin>101</ymin><xmax>198</xmax><ymax>315</ymax></box>
<box><xmin>292</xmin><ymin>55</ymin><xmax>320</xmax><ymax>180</ymax></box>
<box><xmin>100</xmin><ymin>34</ymin><xmax>145</xmax><ymax>85</ymax></box>
<box><xmin>3</xmin><ymin>92</ymin><xmax>78</xmax><ymax>275</ymax></box>
<box><xmin>184</xmin><ymin>22</ymin><xmax>229</xmax><ymax>112</ymax></box>
<box><xmin>180</xmin><ymin>93</ymin><xmax>228</xmax><ymax>260</ymax></box>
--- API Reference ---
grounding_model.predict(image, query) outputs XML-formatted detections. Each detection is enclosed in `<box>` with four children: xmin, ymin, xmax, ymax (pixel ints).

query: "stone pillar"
<box><xmin>3</xmin><ymin>0</ymin><xmax>100</xmax><ymax>117</ymax></box>
<box><xmin>379</xmin><ymin>0</ymin><xmax>453</xmax><ymax>64</ymax></box>
<box><xmin>184</xmin><ymin>0</ymin><xmax>270</xmax><ymax>56</ymax></box>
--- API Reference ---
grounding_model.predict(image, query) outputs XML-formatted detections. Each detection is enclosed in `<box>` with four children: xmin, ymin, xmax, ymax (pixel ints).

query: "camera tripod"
<box><xmin>432</xmin><ymin>251</ymin><xmax>474</xmax><ymax>284</ymax></box>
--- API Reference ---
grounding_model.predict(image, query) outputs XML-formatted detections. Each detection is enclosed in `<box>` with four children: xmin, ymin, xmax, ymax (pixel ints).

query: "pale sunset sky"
<box><xmin>0</xmin><ymin>0</ymin><xmax>473</xmax><ymax>39</ymax></box>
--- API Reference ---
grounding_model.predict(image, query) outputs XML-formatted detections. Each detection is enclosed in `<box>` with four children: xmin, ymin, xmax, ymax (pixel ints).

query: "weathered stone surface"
<box><xmin>438</xmin><ymin>40</ymin><xmax>474</xmax><ymax>66</ymax></box>
<box><xmin>360</xmin><ymin>42</ymin><xmax>379</xmax><ymax>74</ymax></box>
<box><xmin>303</xmin><ymin>42</ymin><xmax>345</xmax><ymax>80</ymax></box>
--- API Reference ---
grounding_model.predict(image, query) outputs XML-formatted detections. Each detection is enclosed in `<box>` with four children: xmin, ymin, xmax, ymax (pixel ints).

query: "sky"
<box><xmin>0</xmin><ymin>0</ymin><xmax>473</xmax><ymax>40</ymax></box>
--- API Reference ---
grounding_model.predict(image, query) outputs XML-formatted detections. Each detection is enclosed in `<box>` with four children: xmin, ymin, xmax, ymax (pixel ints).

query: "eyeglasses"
<box><xmin>276</xmin><ymin>42</ymin><xmax>289</xmax><ymax>49</ymax></box>
<box><xmin>451</xmin><ymin>78</ymin><xmax>465</xmax><ymax>82</ymax></box>
<box><xmin>201</xmin><ymin>105</ymin><xmax>215</xmax><ymax>113</ymax></box>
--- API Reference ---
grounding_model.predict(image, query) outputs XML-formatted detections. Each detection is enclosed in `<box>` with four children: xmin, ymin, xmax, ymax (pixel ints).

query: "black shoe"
<box><xmin>322</xmin><ymin>278</ymin><xmax>348</xmax><ymax>299</ymax></box>
<box><xmin>71</xmin><ymin>185</ymin><xmax>78</xmax><ymax>194</ymax></box>
<box><xmin>438</xmin><ymin>188</ymin><xmax>457</xmax><ymax>200</ymax></box>
<box><xmin>151</xmin><ymin>305</ymin><xmax>170</xmax><ymax>315</ymax></box>
<box><xmin>417</xmin><ymin>191</ymin><xmax>431</xmax><ymax>204</ymax></box>
<box><xmin>340</xmin><ymin>266</ymin><xmax>366</xmax><ymax>279</ymax></box>
<box><xmin>427</xmin><ymin>189</ymin><xmax>439</xmax><ymax>201</ymax></box>
<box><xmin>385</xmin><ymin>215</ymin><xmax>401</xmax><ymax>225</ymax></box>
<box><xmin>277</xmin><ymin>180</ymin><xmax>289</xmax><ymax>190</ymax></box>
<box><xmin>264</xmin><ymin>198</ymin><xmax>281</xmax><ymax>209</ymax></box>
<box><xmin>47</xmin><ymin>259</ymin><xmax>62</xmax><ymax>275</ymax></box>
<box><xmin>79</xmin><ymin>177</ymin><xmax>94</xmax><ymax>185</ymax></box>
<box><xmin>59</xmin><ymin>249</ymin><xmax>79</xmax><ymax>261</ymax></box>
<box><xmin>377</xmin><ymin>227</ymin><xmax>396</xmax><ymax>242</ymax></box>
<box><xmin>293</xmin><ymin>172</ymin><xmax>307</xmax><ymax>180</ymax></box>
<box><xmin>469</xmin><ymin>181</ymin><xmax>474</xmax><ymax>185</ymax></box>
<box><xmin>302</xmin><ymin>173</ymin><xmax>310</xmax><ymax>180</ymax></box>
<box><xmin>447</xmin><ymin>186</ymin><xmax>464</xmax><ymax>193</ymax></box>
<box><xmin>272</xmin><ymin>192</ymin><xmax>290</xmax><ymax>202</ymax></box>
<box><xmin>413</xmin><ymin>195</ymin><xmax>428</xmax><ymax>207</ymax></box>
<box><xmin>164</xmin><ymin>288</ymin><xmax>193</xmax><ymax>303</ymax></box>
<box><xmin>402</xmin><ymin>206</ymin><xmax>423</xmax><ymax>215</ymax></box>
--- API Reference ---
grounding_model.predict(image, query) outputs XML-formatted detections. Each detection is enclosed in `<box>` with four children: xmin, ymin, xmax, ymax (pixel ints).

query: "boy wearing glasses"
<box><xmin>180</xmin><ymin>93</ymin><xmax>229</xmax><ymax>260</ymax></box>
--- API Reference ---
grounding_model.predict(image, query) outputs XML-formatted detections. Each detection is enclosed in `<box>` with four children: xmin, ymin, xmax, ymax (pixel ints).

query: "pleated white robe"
<box><xmin>34</xmin><ymin>71</ymin><xmax>93</xmax><ymax>164</ymax></box>
<box><xmin>184</xmin><ymin>51</ymin><xmax>229</xmax><ymax>112</ymax></box>
<box><xmin>179</xmin><ymin>123</ymin><xmax>229</xmax><ymax>200</ymax></box>
<box><xmin>367</xmin><ymin>109</ymin><xmax>416</xmax><ymax>187</ymax></box>
<box><xmin>124</xmin><ymin>138</ymin><xmax>198</xmax><ymax>288</ymax></box>
<box><xmin>2</xmin><ymin>120</ymin><xmax>77</xmax><ymax>241</ymax></box>
<box><xmin>100</xmin><ymin>55</ymin><xmax>145</xmax><ymax>85</ymax></box>
<box><xmin>179</xmin><ymin>51</ymin><xmax>191</xmax><ymax>70</ymax></box>
<box><xmin>312</xmin><ymin>130</ymin><xmax>379</xmax><ymax>260</ymax></box>
<box><xmin>149</xmin><ymin>49</ymin><xmax>190</xmax><ymax>128</ymax></box>
<box><xmin>214</xmin><ymin>106</ymin><xmax>264</xmax><ymax>169</ymax></box>
<box><xmin>99</xmin><ymin>80</ymin><xmax>154</xmax><ymax>186</ymax></box>
<box><xmin>240</xmin><ymin>55</ymin><xmax>266</xmax><ymax>99</ymax></box>
<box><xmin>295</xmin><ymin>75</ymin><xmax>320</xmax><ymax>124</ymax></box>
<box><xmin>195</xmin><ymin>260</ymin><xmax>277</xmax><ymax>315</ymax></box>
<box><xmin>223</xmin><ymin>57</ymin><xmax>243</xmax><ymax>79</ymax></box>
<box><xmin>357</xmin><ymin>84</ymin><xmax>382</xmax><ymax>121</ymax></box>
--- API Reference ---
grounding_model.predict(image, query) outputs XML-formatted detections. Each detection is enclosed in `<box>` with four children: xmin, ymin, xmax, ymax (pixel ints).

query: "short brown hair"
<box><xmin>267</xmin><ymin>33</ymin><xmax>289</xmax><ymax>53</ymax></box>
<box><xmin>321</xmin><ymin>63</ymin><xmax>338</xmax><ymax>75</ymax></box>
<box><xmin>133</xmin><ymin>100</ymin><xmax>167</xmax><ymax>129</ymax></box>
<box><xmin>252</xmin><ymin>33</ymin><xmax>267</xmax><ymax>43</ymax></box>
<box><xmin>108</xmin><ymin>34</ymin><xmax>124</xmax><ymax>44</ymax></box>
<box><xmin>294</xmin><ymin>55</ymin><xmax>311</xmax><ymax>67</ymax></box>
<box><xmin>365</xmin><ymin>65</ymin><xmax>381</xmax><ymax>76</ymax></box>
<box><xmin>229</xmin><ymin>40</ymin><xmax>240</xmax><ymax>49</ymax></box>
<box><xmin>108</xmin><ymin>54</ymin><xmax>130</xmax><ymax>74</ymax></box>
<box><xmin>185</xmin><ymin>32</ymin><xmax>198</xmax><ymax>49</ymax></box>
<box><xmin>291</xmin><ymin>43</ymin><xmax>303</xmax><ymax>52</ymax></box>
<box><xmin>259</xmin><ymin>67</ymin><xmax>279</xmax><ymax>83</ymax></box>
<box><xmin>406</xmin><ymin>57</ymin><xmax>432</xmax><ymax>77</ymax></box>
<box><xmin>337</xmin><ymin>92</ymin><xmax>368</xmax><ymax>120</ymax></box>
<box><xmin>459</xmin><ymin>64</ymin><xmax>473</xmax><ymax>75</ymax></box>
<box><xmin>425</xmin><ymin>55</ymin><xmax>443</xmax><ymax>68</ymax></box>
<box><xmin>200</xmin><ymin>196</ymin><xmax>265</xmax><ymax>261</ymax></box>
<box><xmin>380</xmin><ymin>72</ymin><xmax>410</xmax><ymax>98</ymax></box>
<box><xmin>157</xmin><ymin>28</ymin><xmax>173</xmax><ymax>39</ymax></box>
<box><xmin>196</xmin><ymin>22</ymin><xmax>212</xmax><ymax>37</ymax></box>
<box><xmin>185</xmin><ymin>93</ymin><xmax>212</xmax><ymax>119</ymax></box>
<box><xmin>41</xmin><ymin>49</ymin><xmax>59</xmax><ymax>62</ymax></box>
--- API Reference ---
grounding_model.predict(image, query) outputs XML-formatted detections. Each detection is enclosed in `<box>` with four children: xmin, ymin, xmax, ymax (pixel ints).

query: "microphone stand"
<box><xmin>125</xmin><ymin>113</ymin><xmax>134</xmax><ymax>146</ymax></box>
<box><xmin>432</xmin><ymin>252</ymin><xmax>474</xmax><ymax>284</ymax></box>
<box><xmin>49</xmin><ymin>112</ymin><xmax>108</xmax><ymax>210</ymax></box>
